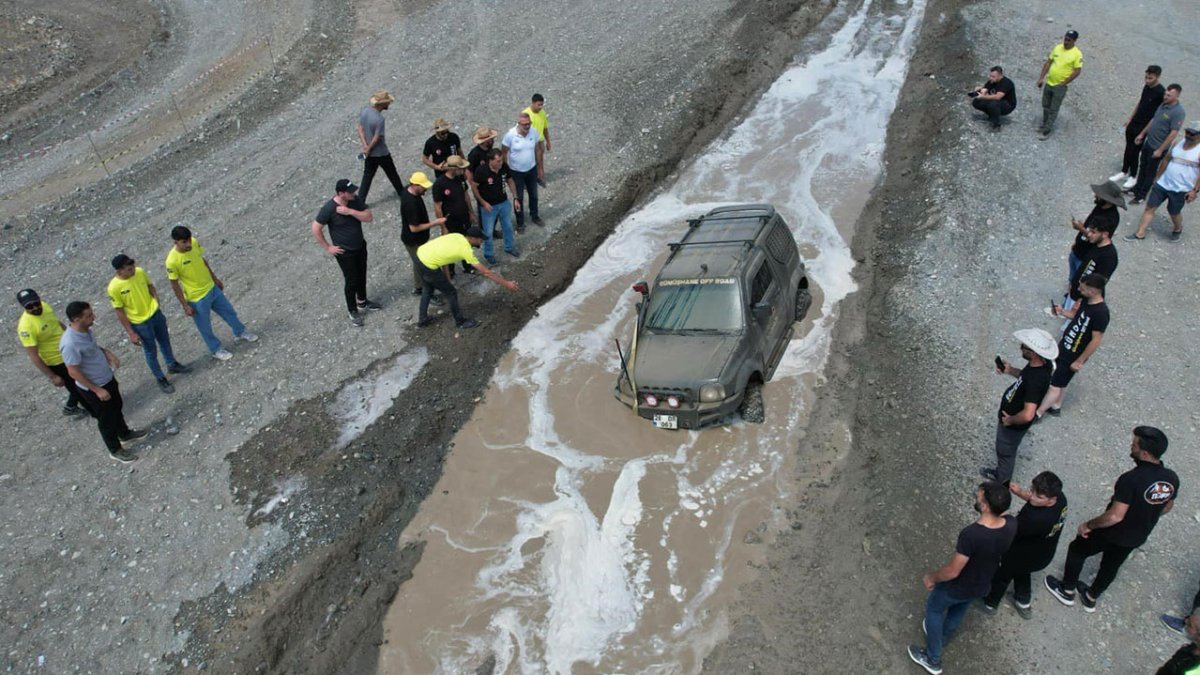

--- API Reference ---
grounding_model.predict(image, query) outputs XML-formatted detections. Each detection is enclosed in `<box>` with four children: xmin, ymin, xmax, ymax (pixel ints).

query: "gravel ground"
<box><xmin>704</xmin><ymin>0</ymin><xmax>1200</xmax><ymax>673</ymax></box>
<box><xmin>0</xmin><ymin>0</ymin><xmax>838</xmax><ymax>672</ymax></box>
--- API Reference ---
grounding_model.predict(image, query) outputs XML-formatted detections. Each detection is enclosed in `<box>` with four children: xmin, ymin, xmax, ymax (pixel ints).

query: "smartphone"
<box><xmin>1050</xmin><ymin>298</ymin><xmax>1056</xmax><ymax>315</ymax></box>
<box><xmin>356</xmin><ymin>153</ymin><xmax>366</xmax><ymax>161</ymax></box>
<box><xmin>994</xmin><ymin>355</ymin><xmax>1005</xmax><ymax>371</ymax></box>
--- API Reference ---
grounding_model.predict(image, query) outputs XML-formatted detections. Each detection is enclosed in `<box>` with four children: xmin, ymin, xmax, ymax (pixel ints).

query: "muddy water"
<box><xmin>377</xmin><ymin>1</ymin><xmax>926</xmax><ymax>672</ymax></box>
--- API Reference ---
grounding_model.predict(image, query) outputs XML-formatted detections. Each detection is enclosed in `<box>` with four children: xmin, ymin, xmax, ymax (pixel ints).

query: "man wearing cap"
<box><xmin>107</xmin><ymin>254</ymin><xmax>191</xmax><ymax>394</ymax></box>
<box><xmin>422</xmin><ymin>118</ymin><xmax>464</xmax><ymax>178</ymax></box>
<box><xmin>466</xmin><ymin>127</ymin><xmax>502</xmax><ymax>236</ymax></box>
<box><xmin>1061</xmin><ymin>182</ymin><xmax>1123</xmax><ymax>311</ymax></box>
<box><xmin>311</xmin><ymin>179</ymin><xmax>378</xmax><ymax>327</ymax></box>
<box><xmin>415</xmin><ymin>227</ymin><xmax>520</xmax><ymax>330</ymax></box>
<box><xmin>1129</xmin><ymin>84</ymin><xmax>1186</xmax><ymax>204</ymax></box>
<box><xmin>1036</xmin><ymin>30</ymin><xmax>1083</xmax><ymax>138</ymax></box>
<box><xmin>502</xmin><ymin>112</ymin><xmax>545</xmax><ymax>230</ymax></box>
<box><xmin>59</xmin><ymin>301</ymin><xmax>147</xmax><ymax>463</ymax></box>
<box><xmin>1127</xmin><ymin>120</ymin><xmax>1200</xmax><ymax>243</ymax></box>
<box><xmin>165</xmin><ymin>225</ymin><xmax>258</xmax><ymax>361</ymax></box>
<box><xmin>399</xmin><ymin>171</ymin><xmax>446</xmax><ymax>296</ymax></box>
<box><xmin>1111</xmin><ymin>66</ymin><xmax>1165</xmax><ymax>190</ymax></box>
<box><xmin>16</xmin><ymin>289</ymin><xmax>86</xmax><ymax>416</ymax></box>
<box><xmin>981</xmin><ymin>329</ymin><xmax>1056</xmax><ymax>485</ymax></box>
<box><xmin>432</xmin><ymin>156</ymin><xmax>477</xmax><ymax>276</ymax></box>
<box><xmin>969</xmin><ymin>66</ymin><xmax>1016</xmax><ymax>130</ymax></box>
<box><xmin>1042</xmin><ymin>273</ymin><xmax>1110</xmax><ymax>417</ymax></box>
<box><xmin>1045</xmin><ymin>426</ymin><xmax>1179</xmax><ymax>612</ymax></box>
<box><xmin>523</xmin><ymin>94</ymin><xmax>551</xmax><ymax>153</ymax></box>
<box><xmin>473</xmin><ymin>148</ymin><xmax>520</xmax><ymax>265</ymax></box>
<box><xmin>356</xmin><ymin>90</ymin><xmax>405</xmax><ymax>205</ymax></box>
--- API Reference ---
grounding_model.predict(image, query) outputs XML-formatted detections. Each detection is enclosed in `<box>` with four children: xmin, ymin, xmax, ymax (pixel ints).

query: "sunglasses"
<box><xmin>23</xmin><ymin>302</ymin><xmax>39</xmax><ymax>310</ymax></box>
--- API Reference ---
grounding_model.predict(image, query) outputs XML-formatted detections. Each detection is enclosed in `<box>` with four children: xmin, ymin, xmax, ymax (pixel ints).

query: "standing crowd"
<box><xmin>910</xmin><ymin>30</ymin><xmax>1197</xmax><ymax>675</ymax></box>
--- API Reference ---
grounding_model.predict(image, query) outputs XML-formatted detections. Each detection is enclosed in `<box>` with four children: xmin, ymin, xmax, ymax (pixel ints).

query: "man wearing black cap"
<box><xmin>16</xmin><ymin>289</ymin><xmax>86</xmax><ymax>416</ymax></box>
<box><xmin>414</xmin><ymin>227</ymin><xmax>520</xmax><ymax>330</ymax></box>
<box><xmin>1036</xmin><ymin>31</ymin><xmax>1083</xmax><ymax>138</ymax></box>
<box><xmin>1045</xmin><ymin>426</ymin><xmax>1180</xmax><ymax>612</ymax></box>
<box><xmin>1059</xmin><ymin>181</ymin><xmax>1123</xmax><ymax>311</ymax></box>
<box><xmin>311</xmin><ymin>179</ymin><xmax>378</xmax><ymax>327</ymax></box>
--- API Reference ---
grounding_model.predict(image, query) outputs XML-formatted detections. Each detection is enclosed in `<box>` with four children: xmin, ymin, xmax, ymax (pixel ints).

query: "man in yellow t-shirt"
<box><xmin>1036</xmin><ymin>30</ymin><xmax>1083</xmax><ymax>137</ymax></box>
<box><xmin>165</xmin><ymin>225</ymin><xmax>257</xmax><ymax>361</ymax></box>
<box><xmin>107</xmin><ymin>254</ymin><xmax>190</xmax><ymax>393</ymax></box>
<box><xmin>15</xmin><ymin>288</ymin><xmax>86</xmax><ymax>416</ymax></box>
<box><xmin>522</xmin><ymin>93</ymin><xmax>551</xmax><ymax>154</ymax></box>
<box><xmin>415</xmin><ymin>227</ymin><xmax>519</xmax><ymax>329</ymax></box>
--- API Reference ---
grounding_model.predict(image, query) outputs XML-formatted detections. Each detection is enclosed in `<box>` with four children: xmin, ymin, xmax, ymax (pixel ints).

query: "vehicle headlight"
<box><xmin>699</xmin><ymin>384</ymin><xmax>725</xmax><ymax>402</ymax></box>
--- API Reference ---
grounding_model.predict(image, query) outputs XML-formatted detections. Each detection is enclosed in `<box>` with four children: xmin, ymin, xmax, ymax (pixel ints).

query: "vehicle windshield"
<box><xmin>643</xmin><ymin>278</ymin><xmax>742</xmax><ymax>332</ymax></box>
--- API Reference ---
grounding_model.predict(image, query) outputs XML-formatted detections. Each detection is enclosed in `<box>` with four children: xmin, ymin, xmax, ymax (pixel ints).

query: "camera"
<box><xmin>967</xmin><ymin>91</ymin><xmax>980</xmax><ymax>98</ymax></box>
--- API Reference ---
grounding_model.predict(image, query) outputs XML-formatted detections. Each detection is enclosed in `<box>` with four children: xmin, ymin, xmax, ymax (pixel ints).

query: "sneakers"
<box><xmin>109</xmin><ymin>449</ymin><xmax>137</xmax><ymax>464</ymax></box>
<box><xmin>1077</xmin><ymin>582</ymin><xmax>1097</xmax><ymax>612</ymax></box>
<box><xmin>1170</xmin><ymin>231</ymin><xmax>1183</xmax><ymax>243</ymax></box>
<box><xmin>1123</xmin><ymin>232</ymin><xmax>1146</xmax><ymax>242</ymax></box>
<box><xmin>1130</xmin><ymin>196</ymin><xmax>1145</xmax><ymax>205</ymax></box>
<box><xmin>485</xmin><ymin>256</ymin><xmax>498</xmax><ymax>265</ymax></box>
<box><xmin>416</xmin><ymin>318</ymin><xmax>433</xmax><ymax>328</ymax></box>
<box><xmin>461</xmin><ymin>266</ymin><xmax>477</xmax><ymax>275</ymax></box>
<box><xmin>979</xmin><ymin>467</ymin><xmax>999</xmax><ymax>481</ymax></box>
<box><xmin>157</xmin><ymin>377</ymin><xmax>175</xmax><ymax>394</ymax></box>
<box><xmin>212</xmin><ymin>348</ymin><xmax>234</xmax><ymax>360</ymax></box>
<box><xmin>1108</xmin><ymin>172</ymin><xmax>1128</xmax><ymax>183</ymax></box>
<box><xmin>411</xmin><ymin>288</ymin><xmax>423</xmax><ymax>296</ymax></box>
<box><xmin>167</xmin><ymin>362</ymin><xmax>192</xmax><ymax>374</ymax></box>
<box><xmin>979</xmin><ymin>600</ymin><xmax>998</xmax><ymax>615</ymax></box>
<box><xmin>237</xmin><ymin>331</ymin><xmax>259</xmax><ymax>342</ymax></box>
<box><xmin>1123</xmin><ymin>176</ymin><xmax>1138</xmax><ymax>190</ymax></box>
<box><xmin>63</xmin><ymin>405</ymin><xmax>87</xmax><ymax>417</ymax></box>
<box><xmin>1044</xmin><ymin>575</ymin><xmax>1075</xmax><ymax>606</ymax></box>
<box><xmin>1161</xmin><ymin>614</ymin><xmax>1187</xmax><ymax>636</ymax></box>
<box><xmin>1045</xmin><ymin>406</ymin><xmax>1061</xmax><ymax>417</ymax></box>
<box><xmin>357</xmin><ymin>300</ymin><xmax>382</xmax><ymax>312</ymax></box>
<box><xmin>429</xmin><ymin>295</ymin><xmax>445</xmax><ymax>306</ymax></box>
<box><xmin>120</xmin><ymin>428</ymin><xmax>148</xmax><ymax>445</ymax></box>
<box><xmin>532</xmin><ymin>216</ymin><xmax>545</xmax><ymax>227</ymax></box>
<box><xmin>1012</xmin><ymin>598</ymin><xmax>1033</xmax><ymax>620</ymax></box>
<box><xmin>456</xmin><ymin>318</ymin><xmax>480</xmax><ymax>330</ymax></box>
<box><xmin>506</xmin><ymin>248</ymin><xmax>521</xmax><ymax>258</ymax></box>
<box><xmin>907</xmin><ymin>645</ymin><xmax>943</xmax><ymax>675</ymax></box>
<box><xmin>348</xmin><ymin>311</ymin><xmax>364</xmax><ymax>328</ymax></box>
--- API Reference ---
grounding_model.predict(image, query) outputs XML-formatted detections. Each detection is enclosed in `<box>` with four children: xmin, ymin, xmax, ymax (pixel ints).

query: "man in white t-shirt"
<box><xmin>1128</xmin><ymin>121</ymin><xmax>1200</xmax><ymax>243</ymax></box>
<box><xmin>501</xmin><ymin>112</ymin><xmax>545</xmax><ymax>231</ymax></box>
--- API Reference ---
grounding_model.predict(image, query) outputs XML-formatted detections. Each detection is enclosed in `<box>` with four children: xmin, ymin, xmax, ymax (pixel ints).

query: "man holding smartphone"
<box><xmin>969</xmin><ymin>66</ymin><xmax>1016</xmax><ymax>130</ymax></box>
<box><xmin>981</xmin><ymin>329</ymin><xmax>1057</xmax><ymax>485</ymax></box>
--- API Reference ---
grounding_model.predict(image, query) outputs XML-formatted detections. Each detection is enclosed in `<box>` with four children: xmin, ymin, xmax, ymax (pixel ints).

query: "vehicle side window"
<box><xmin>750</xmin><ymin>264</ymin><xmax>774</xmax><ymax>306</ymax></box>
<box><xmin>766</xmin><ymin>222</ymin><xmax>794</xmax><ymax>264</ymax></box>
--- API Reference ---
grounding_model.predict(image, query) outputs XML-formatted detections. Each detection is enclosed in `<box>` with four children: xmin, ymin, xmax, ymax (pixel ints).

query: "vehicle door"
<box><xmin>748</xmin><ymin>259</ymin><xmax>782</xmax><ymax>367</ymax></box>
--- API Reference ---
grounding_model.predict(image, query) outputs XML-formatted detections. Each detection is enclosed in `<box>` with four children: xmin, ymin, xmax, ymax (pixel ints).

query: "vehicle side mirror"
<box><xmin>752</xmin><ymin>303</ymin><xmax>772</xmax><ymax>321</ymax></box>
<box><xmin>632</xmin><ymin>281</ymin><xmax>649</xmax><ymax>297</ymax></box>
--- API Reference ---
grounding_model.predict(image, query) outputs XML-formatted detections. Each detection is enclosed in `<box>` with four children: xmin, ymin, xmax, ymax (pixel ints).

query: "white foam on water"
<box><xmin>394</xmin><ymin>0</ymin><xmax>928</xmax><ymax>671</ymax></box>
<box><xmin>329</xmin><ymin>347</ymin><xmax>429</xmax><ymax>449</ymax></box>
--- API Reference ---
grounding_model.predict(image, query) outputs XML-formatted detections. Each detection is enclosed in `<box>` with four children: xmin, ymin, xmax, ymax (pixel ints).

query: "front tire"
<box><xmin>738</xmin><ymin>380</ymin><xmax>765</xmax><ymax>423</ymax></box>
<box><xmin>795</xmin><ymin>287</ymin><xmax>813</xmax><ymax>321</ymax></box>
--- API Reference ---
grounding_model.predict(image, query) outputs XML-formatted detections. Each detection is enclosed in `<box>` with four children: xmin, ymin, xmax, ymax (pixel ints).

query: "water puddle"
<box><xmin>378</xmin><ymin>0</ymin><xmax>925</xmax><ymax>671</ymax></box>
<box><xmin>330</xmin><ymin>347</ymin><xmax>430</xmax><ymax>450</ymax></box>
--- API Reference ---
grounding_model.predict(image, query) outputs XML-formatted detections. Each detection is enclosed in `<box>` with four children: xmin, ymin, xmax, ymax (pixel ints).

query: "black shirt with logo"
<box><xmin>467</xmin><ymin>144</ymin><xmax>493</xmax><ymax>173</ymax></box>
<box><xmin>1058</xmin><ymin>300</ymin><xmax>1109</xmax><ymax>363</ymax></box>
<box><xmin>314</xmin><ymin>197</ymin><xmax>368</xmax><ymax>252</ymax></box>
<box><xmin>399</xmin><ymin>190</ymin><xmax>432</xmax><ymax>246</ymax></box>
<box><xmin>946</xmin><ymin>517</ymin><xmax>1017</xmax><ymax>598</ymax></box>
<box><xmin>998</xmin><ymin>362</ymin><xmax>1052</xmax><ymax>431</ymax></box>
<box><xmin>1071</xmin><ymin>204</ymin><xmax>1120</xmax><ymax>259</ymax></box>
<box><xmin>473</xmin><ymin>163</ymin><xmax>511</xmax><ymax>205</ymax></box>
<box><xmin>1070</xmin><ymin>242</ymin><xmax>1118</xmax><ymax>300</ymax></box>
<box><xmin>432</xmin><ymin>174</ymin><xmax>471</xmax><ymax>233</ymax></box>
<box><xmin>423</xmin><ymin>133</ymin><xmax>462</xmax><ymax>177</ymax></box>
<box><xmin>1133</xmin><ymin>83</ymin><xmax>1167</xmax><ymax>127</ymax></box>
<box><xmin>1098</xmin><ymin>459</ymin><xmax>1180</xmax><ymax>548</ymax></box>
<box><xmin>1003</xmin><ymin>495</ymin><xmax>1068</xmax><ymax>571</ymax></box>
<box><xmin>984</xmin><ymin>76</ymin><xmax>1017</xmax><ymax>108</ymax></box>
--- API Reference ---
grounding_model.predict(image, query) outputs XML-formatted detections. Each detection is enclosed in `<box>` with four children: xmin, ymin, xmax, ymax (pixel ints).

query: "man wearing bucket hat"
<box><xmin>356</xmin><ymin>90</ymin><xmax>406</xmax><ymax>205</ymax></box>
<box><xmin>1036</xmin><ymin>30</ymin><xmax>1083</xmax><ymax>138</ymax></box>
<box><xmin>15</xmin><ymin>289</ymin><xmax>86</xmax><ymax>416</ymax></box>
<box><xmin>981</xmin><ymin>328</ymin><xmax>1056</xmax><ymax>485</ymax></box>
<box><xmin>415</xmin><ymin>227</ymin><xmax>520</xmax><ymax>330</ymax></box>
<box><xmin>1127</xmin><ymin>120</ymin><xmax>1200</xmax><ymax>243</ymax></box>
<box><xmin>422</xmin><ymin>118</ymin><xmax>464</xmax><ymax>178</ymax></box>
<box><xmin>311</xmin><ymin>178</ymin><xmax>378</xmax><ymax>327</ymax></box>
<box><xmin>432</xmin><ymin>156</ymin><xmax>478</xmax><ymax>276</ymax></box>
<box><xmin>399</xmin><ymin>171</ymin><xmax>446</xmax><ymax>296</ymax></box>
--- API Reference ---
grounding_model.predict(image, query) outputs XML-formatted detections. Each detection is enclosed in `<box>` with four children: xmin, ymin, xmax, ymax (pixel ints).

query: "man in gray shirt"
<box><xmin>356</xmin><ymin>90</ymin><xmax>406</xmax><ymax>205</ymax></box>
<box><xmin>1131</xmin><ymin>84</ymin><xmax>1186</xmax><ymax>203</ymax></box>
<box><xmin>59</xmin><ymin>301</ymin><xmax>145</xmax><ymax>462</ymax></box>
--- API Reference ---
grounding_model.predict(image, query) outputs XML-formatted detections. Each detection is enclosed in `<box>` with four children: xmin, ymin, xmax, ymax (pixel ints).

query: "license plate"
<box><xmin>652</xmin><ymin>414</ymin><xmax>678</xmax><ymax>430</ymax></box>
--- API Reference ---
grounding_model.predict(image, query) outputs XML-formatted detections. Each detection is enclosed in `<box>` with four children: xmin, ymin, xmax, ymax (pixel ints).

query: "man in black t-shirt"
<box><xmin>398</xmin><ymin>171</ymin><xmax>446</xmax><ymax>296</ymax></box>
<box><xmin>908</xmin><ymin>482</ymin><xmax>1017</xmax><ymax>674</ymax></box>
<box><xmin>432</xmin><ymin>156</ymin><xmax>477</xmax><ymax>275</ymax></box>
<box><xmin>981</xmin><ymin>328</ymin><xmax>1057</xmax><ymax>485</ymax></box>
<box><xmin>466</xmin><ymin>127</ymin><xmax>500</xmax><ymax>230</ymax></box>
<box><xmin>1156</xmin><ymin>614</ymin><xmax>1200</xmax><ymax>675</ymax></box>
<box><xmin>422</xmin><ymin>118</ymin><xmax>464</xmax><ymax>178</ymax></box>
<box><xmin>1046</xmin><ymin>426</ymin><xmax>1180</xmax><ymax>611</ymax></box>
<box><xmin>970</xmin><ymin>65</ymin><xmax>1017</xmax><ymax>129</ymax></box>
<box><xmin>1041</xmin><ymin>274</ymin><xmax>1110</xmax><ymax>416</ymax></box>
<box><xmin>1114</xmin><ymin>65</ymin><xmax>1166</xmax><ymax>189</ymax></box>
<box><xmin>310</xmin><ymin>178</ymin><xmax>378</xmax><ymax>326</ymax></box>
<box><xmin>1063</xmin><ymin>182</ymin><xmax>1123</xmax><ymax>309</ymax></box>
<box><xmin>473</xmin><ymin>148</ymin><xmax>520</xmax><ymax>265</ymax></box>
<box><xmin>1065</xmin><ymin>216</ymin><xmax>1117</xmax><ymax>309</ymax></box>
<box><xmin>982</xmin><ymin>471</ymin><xmax>1067</xmax><ymax>619</ymax></box>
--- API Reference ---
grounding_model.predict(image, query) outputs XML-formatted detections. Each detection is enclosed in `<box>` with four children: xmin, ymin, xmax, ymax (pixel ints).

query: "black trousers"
<box><xmin>334</xmin><ymin>247</ymin><xmax>369</xmax><ymax>313</ymax></box>
<box><xmin>1061</xmin><ymin>534</ymin><xmax>1136</xmax><ymax>598</ymax></box>
<box><xmin>47</xmin><ymin>362</ymin><xmax>84</xmax><ymax>409</ymax></box>
<box><xmin>418</xmin><ymin>266</ymin><xmax>464</xmax><ymax>324</ymax></box>
<box><xmin>76</xmin><ymin>379</ymin><xmax>131</xmax><ymax>451</ymax></box>
<box><xmin>1122</xmin><ymin>125</ymin><xmax>1146</xmax><ymax>178</ymax></box>
<box><xmin>972</xmin><ymin>98</ymin><xmax>1015</xmax><ymax>126</ymax></box>
<box><xmin>1132</xmin><ymin>145</ymin><xmax>1164</xmax><ymax>200</ymax></box>
<box><xmin>358</xmin><ymin>154</ymin><xmax>404</xmax><ymax>204</ymax></box>
<box><xmin>984</xmin><ymin>552</ymin><xmax>1050</xmax><ymax>606</ymax></box>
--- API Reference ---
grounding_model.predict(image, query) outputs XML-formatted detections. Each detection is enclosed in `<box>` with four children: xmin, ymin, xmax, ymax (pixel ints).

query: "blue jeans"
<box><xmin>511</xmin><ymin>167</ymin><xmax>539</xmax><ymax>225</ymax></box>
<box><xmin>130</xmin><ymin>309</ymin><xmax>178</xmax><ymax>380</ymax></box>
<box><xmin>923</xmin><ymin>583</ymin><xmax>975</xmax><ymax>665</ymax></box>
<box><xmin>481</xmin><ymin>200</ymin><xmax>516</xmax><ymax>259</ymax></box>
<box><xmin>1064</xmin><ymin>251</ymin><xmax>1082</xmax><ymax>310</ymax></box>
<box><xmin>190</xmin><ymin>285</ymin><xmax>246</xmax><ymax>353</ymax></box>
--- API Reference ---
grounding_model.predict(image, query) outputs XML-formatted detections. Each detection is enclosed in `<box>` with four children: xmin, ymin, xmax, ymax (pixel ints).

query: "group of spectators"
<box><xmin>909</xmin><ymin>30</ymin><xmax>1197</xmax><ymax>675</ymax></box>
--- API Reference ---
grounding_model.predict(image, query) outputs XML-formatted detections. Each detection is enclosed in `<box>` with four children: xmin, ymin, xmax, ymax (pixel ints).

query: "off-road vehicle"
<box><xmin>614</xmin><ymin>204</ymin><xmax>812</xmax><ymax>429</ymax></box>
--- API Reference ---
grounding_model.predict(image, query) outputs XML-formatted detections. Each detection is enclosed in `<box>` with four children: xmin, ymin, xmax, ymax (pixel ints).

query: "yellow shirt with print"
<box><xmin>107</xmin><ymin>267</ymin><xmax>160</xmax><ymax>324</ymax></box>
<box><xmin>17</xmin><ymin>302</ymin><xmax>65</xmax><ymax>366</ymax></box>
<box><xmin>1045</xmin><ymin>44</ymin><xmax>1083</xmax><ymax>87</ymax></box>
<box><xmin>165</xmin><ymin>238</ymin><xmax>215</xmax><ymax>303</ymax></box>
<box><xmin>417</xmin><ymin>233</ymin><xmax>480</xmax><ymax>269</ymax></box>
<box><xmin>523</xmin><ymin>106</ymin><xmax>548</xmax><ymax>140</ymax></box>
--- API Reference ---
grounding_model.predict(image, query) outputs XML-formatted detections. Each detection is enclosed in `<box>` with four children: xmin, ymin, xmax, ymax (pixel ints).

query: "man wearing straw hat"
<box><xmin>356</xmin><ymin>90</ymin><xmax>405</xmax><ymax>205</ymax></box>
<box><xmin>432</xmin><ymin>156</ymin><xmax>477</xmax><ymax>276</ymax></box>
<box><xmin>422</xmin><ymin>117</ymin><xmax>464</xmax><ymax>178</ymax></box>
<box><xmin>980</xmin><ymin>328</ymin><xmax>1057</xmax><ymax>485</ymax></box>
<box><xmin>466</xmin><ymin>127</ymin><xmax>502</xmax><ymax>235</ymax></box>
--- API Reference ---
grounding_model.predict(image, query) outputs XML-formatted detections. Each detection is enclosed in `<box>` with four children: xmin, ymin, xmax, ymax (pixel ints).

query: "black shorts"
<box><xmin>1050</xmin><ymin>359</ymin><xmax>1078</xmax><ymax>387</ymax></box>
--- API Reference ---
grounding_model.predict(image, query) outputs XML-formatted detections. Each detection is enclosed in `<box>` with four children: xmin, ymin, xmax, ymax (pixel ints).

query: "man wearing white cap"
<box><xmin>1127</xmin><ymin>120</ymin><xmax>1200</xmax><ymax>243</ymax></box>
<box><xmin>981</xmin><ymin>329</ymin><xmax>1057</xmax><ymax>485</ymax></box>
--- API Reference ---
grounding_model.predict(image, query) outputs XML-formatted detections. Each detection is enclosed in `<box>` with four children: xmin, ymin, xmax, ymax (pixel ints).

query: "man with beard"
<box><xmin>1059</xmin><ymin>181</ymin><xmax>1123</xmax><ymax>311</ymax></box>
<box><xmin>980</xmin><ymin>329</ymin><xmax>1057</xmax><ymax>485</ymax></box>
<box><xmin>980</xmin><ymin>471</ymin><xmax>1068</xmax><ymax>619</ymax></box>
<box><xmin>1042</xmin><ymin>274</ymin><xmax>1109</xmax><ymax>417</ymax></box>
<box><xmin>15</xmin><ymin>289</ymin><xmax>86</xmax><ymax>416</ymax></box>
<box><xmin>432</xmin><ymin>156</ymin><xmax>477</xmax><ymax>276</ymax></box>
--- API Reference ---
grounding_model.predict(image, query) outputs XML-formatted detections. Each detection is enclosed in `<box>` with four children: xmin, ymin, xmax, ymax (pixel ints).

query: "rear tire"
<box><xmin>795</xmin><ymin>287</ymin><xmax>812</xmax><ymax>321</ymax></box>
<box><xmin>738</xmin><ymin>380</ymin><xmax>765</xmax><ymax>424</ymax></box>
